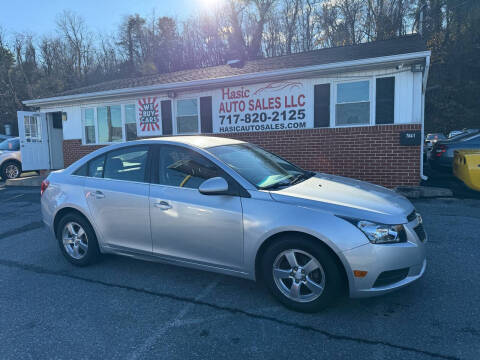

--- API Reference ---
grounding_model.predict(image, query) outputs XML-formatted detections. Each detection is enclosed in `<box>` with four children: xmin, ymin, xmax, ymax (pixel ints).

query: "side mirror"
<box><xmin>199</xmin><ymin>177</ymin><xmax>229</xmax><ymax>195</ymax></box>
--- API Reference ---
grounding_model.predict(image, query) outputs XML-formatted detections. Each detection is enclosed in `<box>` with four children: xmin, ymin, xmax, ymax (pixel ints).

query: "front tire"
<box><xmin>261</xmin><ymin>235</ymin><xmax>343</xmax><ymax>312</ymax></box>
<box><xmin>1</xmin><ymin>161</ymin><xmax>21</xmax><ymax>180</ymax></box>
<box><xmin>56</xmin><ymin>213</ymin><xmax>100</xmax><ymax>266</ymax></box>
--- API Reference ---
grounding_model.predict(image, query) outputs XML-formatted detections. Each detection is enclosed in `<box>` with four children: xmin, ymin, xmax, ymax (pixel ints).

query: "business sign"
<box><xmin>212</xmin><ymin>80</ymin><xmax>312</xmax><ymax>133</ymax></box>
<box><xmin>137</xmin><ymin>97</ymin><xmax>162</xmax><ymax>136</ymax></box>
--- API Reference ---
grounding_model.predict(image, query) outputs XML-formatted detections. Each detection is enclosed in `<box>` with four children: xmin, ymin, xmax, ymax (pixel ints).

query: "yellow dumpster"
<box><xmin>453</xmin><ymin>150</ymin><xmax>480</xmax><ymax>191</ymax></box>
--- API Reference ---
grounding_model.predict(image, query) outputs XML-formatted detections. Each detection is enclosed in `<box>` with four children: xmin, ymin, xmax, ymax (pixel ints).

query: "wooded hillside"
<box><xmin>0</xmin><ymin>0</ymin><xmax>478</xmax><ymax>134</ymax></box>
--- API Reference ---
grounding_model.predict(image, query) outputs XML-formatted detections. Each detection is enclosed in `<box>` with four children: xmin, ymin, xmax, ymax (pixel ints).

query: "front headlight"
<box><xmin>356</xmin><ymin>221</ymin><xmax>406</xmax><ymax>244</ymax></box>
<box><xmin>345</xmin><ymin>219</ymin><xmax>406</xmax><ymax>244</ymax></box>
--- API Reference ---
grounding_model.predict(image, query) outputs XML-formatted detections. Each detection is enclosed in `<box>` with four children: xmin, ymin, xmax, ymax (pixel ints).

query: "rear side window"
<box><xmin>103</xmin><ymin>146</ymin><xmax>149</xmax><ymax>182</ymax></box>
<box><xmin>74</xmin><ymin>164</ymin><xmax>88</xmax><ymax>176</ymax></box>
<box><xmin>88</xmin><ymin>155</ymin><xmax>105</xmax><ymax>178</ymax></box>
<box><xmin>159</xmin><ymin>145</ymin><xmax>221</xmax><ymax>189</ymax></box>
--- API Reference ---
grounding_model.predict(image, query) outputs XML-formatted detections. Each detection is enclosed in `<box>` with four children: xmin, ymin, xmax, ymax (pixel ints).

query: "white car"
<box><xmin>0</xmin><ymin>137</ymin><xmax>22</xmax><ymax>180</ymax></box>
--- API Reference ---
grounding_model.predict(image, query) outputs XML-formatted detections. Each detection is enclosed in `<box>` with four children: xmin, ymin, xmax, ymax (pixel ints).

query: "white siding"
<box><xmin>39</xmin><ymin>66</ymin><xmax>423</xmax><ymax>141</ymax></box>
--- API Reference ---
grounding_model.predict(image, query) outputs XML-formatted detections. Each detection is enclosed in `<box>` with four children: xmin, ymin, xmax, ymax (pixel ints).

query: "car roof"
<box><xmin>140</xmin><ymin>135</ymin><xmax>245</xmax><ymax>149</ymax></box>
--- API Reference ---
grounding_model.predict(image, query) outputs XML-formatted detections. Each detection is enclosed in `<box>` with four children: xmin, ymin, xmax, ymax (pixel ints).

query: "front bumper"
<box><xmin>342</xmin><ymin>217</ymin><xmax>427</xmax><ymax>298</ymax></box>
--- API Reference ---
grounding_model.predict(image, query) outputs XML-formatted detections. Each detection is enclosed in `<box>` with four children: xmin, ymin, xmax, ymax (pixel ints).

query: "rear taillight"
<box><xmin>41</xmin><ymin>179</ymin><xmax>50</xmax><ymax>196</ymax></box>
<box><xmin>435</xmin><ymin>144</ymin><xmax>448</xmax><ymax>157</ymax></box>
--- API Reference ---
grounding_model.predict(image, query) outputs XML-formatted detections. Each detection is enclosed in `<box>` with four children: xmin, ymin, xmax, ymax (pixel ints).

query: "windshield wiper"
<box><xmin>260</xmin><ymin>172</ymin><xmax>315</xmax><ymax>190</ymax></box>
<box><xmin>289</xmin><ymin>171</ymin><xmax>315</xmax><ymax>186</ymax></box>
<box><xmin>260</xmin><ymin>180</ymin><xmax>291</xmax><ymax>190</ymax></box>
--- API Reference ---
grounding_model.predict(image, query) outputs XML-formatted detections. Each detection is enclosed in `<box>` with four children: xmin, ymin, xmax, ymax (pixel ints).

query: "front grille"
<box><xmin>373</xmin><ymin>268</ymin><xmax>409</xmax><ymax>288</ymax></box>
<box><xmin>407</xmin><ymin>210</ymin><xmax>417</xmax><ymax>222</ymax></box>
<box><xmin>414</xmin><ymin>223</ymin><xmax>427</xmax><ymax>242</ymax></box>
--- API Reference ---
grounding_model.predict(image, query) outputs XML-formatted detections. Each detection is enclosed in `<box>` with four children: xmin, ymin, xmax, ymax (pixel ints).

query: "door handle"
<box><xmin>94</xmin><ymin>191</ymin><xmax>105</xmax><ymax>199</ymax></box>
<box><xmin>154</xmin><ymin>200</ymin><xmax>171</xmax><ymax>210</ymax></box>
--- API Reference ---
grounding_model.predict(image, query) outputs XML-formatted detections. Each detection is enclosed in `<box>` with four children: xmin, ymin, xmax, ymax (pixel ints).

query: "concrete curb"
<box><xmin>5</xmin><ymin>175</ymin><xmax>45</xmax><ymax>187</ymax></box>
<box><xmin>395</xmin><ymin>186</ymin><xmax>453</xmax><ymax>199</ymax></box>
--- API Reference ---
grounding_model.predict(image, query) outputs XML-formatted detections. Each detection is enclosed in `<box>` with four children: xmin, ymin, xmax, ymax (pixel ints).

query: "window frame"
<box><xmin>332</xmin><ymin>78</ymin><xmax>374</xmax><ymax>128</ymax></box>
<box><xmin>96</xmin><ymin>104</ymin><xmax>124</xmax><ymax>144</ymax></box>
<box><xmin>173</xmin><ymin>97</ymin><xmax>201</xmax><ymax>135</ymax></box>
<box><xmin>81</xmin><ymin>103</ymin><xmax>138</xmax><ymax>145</ymax></box>
<box><xmin>82</xmin><ymin>108</ymin><xmax>97</xmax><ymax>144</ymax></box>
<box><xmin>102</xmin><ymin>144</ymin><xmax>152</xmax><ymax>184</ymax></box>
<box><xmin>72</xmin><ymin>144</ymin><xmax>154</xmax><ymax>184</ymax></box>
<box><xmin>151</xmin><ymin>144</ymin><xmax>247</xmax><ymax>197</ymax></box>
<box><xmin>24</xmin><ymin>115</ymin><xmax>42</xmax><ymax>142</ymax></box>
<box><xmin>124</xmin><ymin>103</ymin><xmax>138</xmax><ymax>141</ymax></box>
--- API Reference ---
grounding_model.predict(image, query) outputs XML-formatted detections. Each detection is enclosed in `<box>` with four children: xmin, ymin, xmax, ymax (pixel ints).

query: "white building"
<box><xmin>20</xmin><ymin>35</ymin><xmax>430</xmax><ymax>188</ymax></box>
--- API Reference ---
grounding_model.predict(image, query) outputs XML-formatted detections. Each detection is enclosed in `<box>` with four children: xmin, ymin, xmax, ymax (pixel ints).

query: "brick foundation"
<box><xmin>63</xmin><ymin>124</ymin><xmax>421</xmax><ymax>188</ymax></box>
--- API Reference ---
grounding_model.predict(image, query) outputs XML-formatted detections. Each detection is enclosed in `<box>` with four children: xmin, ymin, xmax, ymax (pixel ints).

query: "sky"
<box><xmin>0</xmin><ymin>0</ymin><xmax>221</xmax><ymax>37</ymax></box>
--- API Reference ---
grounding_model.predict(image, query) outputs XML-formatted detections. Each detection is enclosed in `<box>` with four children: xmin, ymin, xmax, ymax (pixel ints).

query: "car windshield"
<box><xmin>0</xmin><ymin>138</ymin><xmax>19</xmax><ymax>151</ymax></box>
<box><xmin>207</xmin><ymin>143</ymin><xmax>314</xmax><ymax>190</ymax></box>
<box><xmin>426</xmin><ymin>134</ymin><xmax>446</xmax><ymax>140</ymax></box>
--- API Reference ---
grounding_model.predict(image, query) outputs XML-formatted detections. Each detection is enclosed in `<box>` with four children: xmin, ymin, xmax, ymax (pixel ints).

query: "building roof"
<box><xmin>25</xmin><ymin>35</ymin><xmax>428</xmax><ymax>106</ymax></box>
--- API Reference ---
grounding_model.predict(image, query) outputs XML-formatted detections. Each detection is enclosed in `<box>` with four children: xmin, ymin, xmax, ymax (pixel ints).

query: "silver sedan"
<box><xmin>41</xmin><ymin>136</ymin><xmax>426</xmax><ymax>312</ymax></box>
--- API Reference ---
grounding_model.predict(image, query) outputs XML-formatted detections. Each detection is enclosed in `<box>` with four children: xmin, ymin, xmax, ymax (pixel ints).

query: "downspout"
<box><xmin>420</xmin><ymin>54</ymin><xmax>430</xmax><ymax>181</ymax></box>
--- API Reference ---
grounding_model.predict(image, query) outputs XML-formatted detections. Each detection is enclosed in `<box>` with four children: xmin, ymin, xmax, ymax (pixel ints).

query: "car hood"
<box><xmin>269</xmin><ymin>173</ymin><xmax>414</xmax><ymax>225</ymax></box>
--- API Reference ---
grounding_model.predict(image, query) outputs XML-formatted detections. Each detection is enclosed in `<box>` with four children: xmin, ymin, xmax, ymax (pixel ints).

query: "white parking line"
<box><xmin>4</xmin><ymin>194</ymin><xmax>24</xmax><ymax>201</ymax></box>
<box><xmin>128</xmin><ymin>279</ymin><xmax>220</xmax><ymax>360</ymax></box>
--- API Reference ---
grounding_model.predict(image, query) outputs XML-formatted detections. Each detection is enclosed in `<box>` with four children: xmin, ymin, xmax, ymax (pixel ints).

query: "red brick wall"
<box><xmin>63</xmin><ymin>123</ymin><xmax>421</xmax><ymax>188</ymax></box>
<box><xmin>62</xmin><ymin>141</ymin><xmax>105</xmax><ymax>168</ymax></box>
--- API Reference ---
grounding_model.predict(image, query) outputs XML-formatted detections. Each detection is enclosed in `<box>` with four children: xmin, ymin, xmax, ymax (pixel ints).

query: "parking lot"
<box><xmin>0</xmin><ymin>185</ymin><xmax>479</xmax><ymax>360</ymax></box>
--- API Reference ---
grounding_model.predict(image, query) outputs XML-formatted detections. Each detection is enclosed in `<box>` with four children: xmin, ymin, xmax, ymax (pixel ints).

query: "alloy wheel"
<box><xmin>272</xmin><ymin>249</ymin><xmax>326</xmax><ymax>303</ymax></box>
<box><xmin>62</xmin><ymin>222</ymin><xmax>88</xmax><ymax>259</ymax></box>
<box><xmin>5</xmin><ymin>164</ymin><xmax>20</xmax><ymax>179</ymax></box>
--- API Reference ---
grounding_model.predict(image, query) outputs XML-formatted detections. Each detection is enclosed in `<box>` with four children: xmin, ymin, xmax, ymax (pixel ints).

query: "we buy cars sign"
<box><xmin>137</xmin><ymin>97</ymin><xmax>162</xmax><ymax>136</ymax></box>
<box><xmin>212</xmin><ymin>80</ymin><xmax>312</xmax><ymax>133</ymax></box>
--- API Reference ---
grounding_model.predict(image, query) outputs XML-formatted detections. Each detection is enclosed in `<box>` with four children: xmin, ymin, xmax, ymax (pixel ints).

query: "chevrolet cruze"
<box><xmin>41</xmin><ymin>136</ymin><xmax>426</xmax><ymax>312</ymax></box>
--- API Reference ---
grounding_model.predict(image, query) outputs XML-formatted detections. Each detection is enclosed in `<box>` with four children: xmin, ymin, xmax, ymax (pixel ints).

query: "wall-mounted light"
<box><xmin>167</xmin><ymin>91</ymin><xmax>176</xmax><ymax>99</ymax></box>
<box><xmin>62</xmin><ymin>112</ymin><xmax>68</xmax><ymax>121</ymax></box>
<box><xmin>411</xmin><ymin>64</ymin><xmax>425</xmax><ymax>73</ymax></box>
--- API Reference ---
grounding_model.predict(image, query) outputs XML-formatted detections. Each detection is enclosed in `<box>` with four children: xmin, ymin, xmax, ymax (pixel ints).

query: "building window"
<box><xmin>24</xmin><ymin>115</ymin><xmax>42</xmax><ymax>142</ymax></box>
<box><xmin>125</xmin><ymin>104</ymin><xmax>138</xmax><ymax>141</ymax></box>
<box><xmin>83</xmin><ymin>108</ymin><xmax>96</xmax><ymax>144</ymax></box>
<box><xmin>176</xmin><ymin>99</ymin><xmax>199</xmax><ymax>134</ymax></box>
<box><xmin>97</xmin><ymin>105</ymin><xmax>122</xmax><ymax>143</ymax></box>
<box><xmin>335</xmin><ymin>80</ymin><xmax>370</xmax><ymax>126</ymax></box>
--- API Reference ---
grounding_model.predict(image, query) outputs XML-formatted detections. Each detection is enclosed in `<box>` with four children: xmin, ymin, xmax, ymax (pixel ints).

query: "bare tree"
<box><xmin>247</xmin><ymin>0</ymin><xmax>277</xmax><ymax>59</ymax></box>
<box><xmin>117</xmin><ymin>14</ymin><xmax>146</xmax><ymax>75</ymax></box>
<box><xmin>226</xmin><ymin>0</ymin><xmax>248</xmax><ymax>59</ymax></box>
<box><xmin>299</xmin><ymin>0</ymin><xmax>320</xmax><ymax>51</ymax></box>
<box><xmin>264</xmin><ymin>9</ymin><xmax>283</xmax><ymax>56</ymax></box>
<box><xmin>56</xmin><ymin>11</ymin><xmax>93</xmax><ymax>79</ymax></box>
<box><xmin>282</xmin><ymin>0</ymin><xmax>301</xmax><ymax>54</ymax></box>
<box><xmin>13</xmin><ymin>34</ymin><xmax>37</xmax><ymax>98</ymax></box>
<box><xmin>366</xmin><ymin>0</ymin><xmax>411</xmax><ymax>40</ymax></box>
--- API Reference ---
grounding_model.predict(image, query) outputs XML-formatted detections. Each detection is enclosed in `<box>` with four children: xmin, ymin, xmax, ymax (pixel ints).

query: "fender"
<box><xmin>240</xmin><ymin>192</ymin><xmax>369</xmax><ymax>280</ymax></box>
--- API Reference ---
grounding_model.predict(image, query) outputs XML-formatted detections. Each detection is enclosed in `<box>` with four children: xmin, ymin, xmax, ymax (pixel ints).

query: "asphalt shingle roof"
<box><xmin>57</xmin><ymin>35</ymin><xmax>427</xmax><ymax>97</ymax></box>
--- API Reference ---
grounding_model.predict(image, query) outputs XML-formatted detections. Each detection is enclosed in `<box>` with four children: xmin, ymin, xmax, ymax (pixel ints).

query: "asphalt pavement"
<box><xmin>0</xmin><ymin>185</ymin><xmax>479</xmax><ymax>360</ymax></box>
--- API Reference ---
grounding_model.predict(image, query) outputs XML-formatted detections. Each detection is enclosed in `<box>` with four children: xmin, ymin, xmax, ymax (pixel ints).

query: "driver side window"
<box><xmin>158</xmin><ymin>145</ymin><xmax>221</xmax><ymax>189</ymax></box>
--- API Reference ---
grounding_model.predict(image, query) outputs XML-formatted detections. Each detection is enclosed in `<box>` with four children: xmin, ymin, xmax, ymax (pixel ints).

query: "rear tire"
<box><xmin>1</xmin><ymin>161</ymin><xmax>22</xmax><ymax>180</ymax></box>
<box><xmin>261</xmin><ymin>235</ymin><xmax>343</xmax><ymax>312</ymax></box>
<box><xmin>56</xmin><ymin>213</ymin><xmax>100</xmax><ymax>266</ymax></box>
